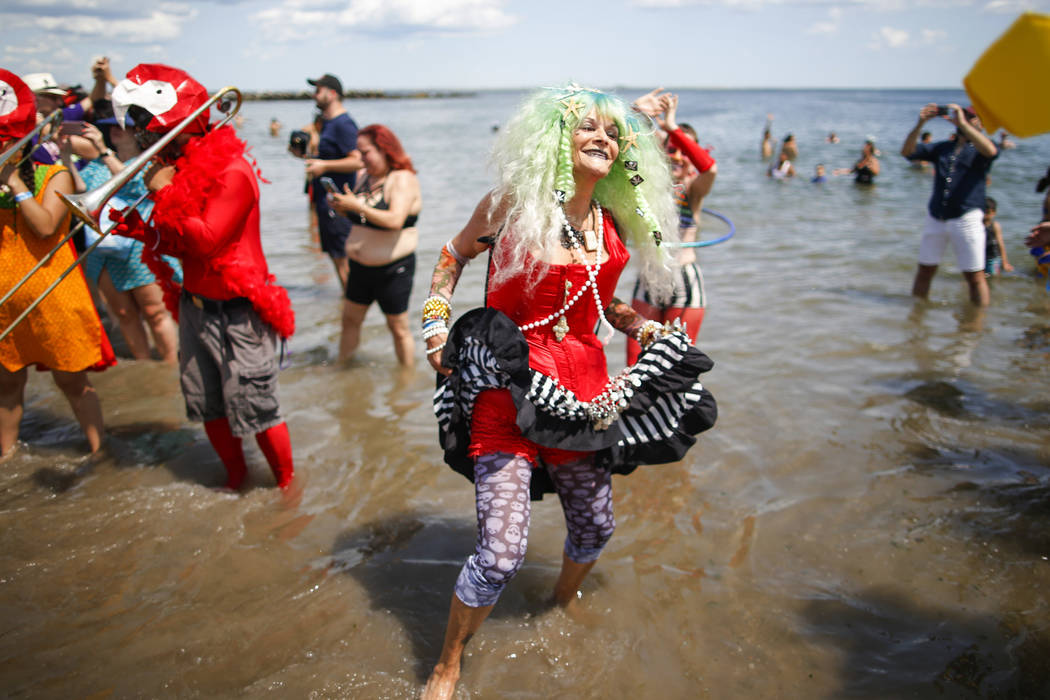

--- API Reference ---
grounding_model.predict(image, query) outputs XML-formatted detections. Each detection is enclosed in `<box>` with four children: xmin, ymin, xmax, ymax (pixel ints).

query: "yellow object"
<box><xmin>964</xmin><ymin>12</ymin><xmax>1050</xmax><ymax>138</ymax></box>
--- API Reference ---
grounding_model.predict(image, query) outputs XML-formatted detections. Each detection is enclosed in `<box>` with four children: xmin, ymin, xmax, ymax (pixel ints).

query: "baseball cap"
<box><xmin>307</xmin><ymin>73</ymin><xmax>343</xmax><ymax>98</ymax></box>
<box><xmin>22</xmin><ymin>72</ymin><xmax>66</xmax><ymax>96</ymax></box>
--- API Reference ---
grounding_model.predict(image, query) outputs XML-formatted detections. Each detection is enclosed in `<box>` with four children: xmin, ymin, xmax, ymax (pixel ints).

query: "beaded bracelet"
<box><xmin>13</xmin><ymin>191</ymin><xmax>32</xmax><ymax>204</ymax></box>
<box><xmin>425</xmin><ymin>342</ymin><xmax>446</xmax><ymax>356</ymax></box>
<box><xmin>422</xmin><ymin>295</ymin><xmax>451</xmax><ymax>324</ymax></box>
<box><xmin>422</xmin><ymin>324</ymin><xmax>448</xmax><ymax>340</ymax></box>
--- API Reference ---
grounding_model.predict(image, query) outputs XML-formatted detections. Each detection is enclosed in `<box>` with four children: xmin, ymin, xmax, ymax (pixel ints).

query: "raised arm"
<box><xmin>424</xmin><ymin>193</ymin><xmax>499</xmax><ymax>373</ymax></box>
<box><xmin>664</xmin><ymin>95</ymin><xmax>715</xmax><ymax>175</ymax></box>
<box><xmin>902</xmin><ymin>103</ymin><xmax>937</xmax><ymax>158</ymax></box>
<box><xmin>950</xmin><ymin>104</ymin><xmax>997</xmax><ymax>158</ymax></box>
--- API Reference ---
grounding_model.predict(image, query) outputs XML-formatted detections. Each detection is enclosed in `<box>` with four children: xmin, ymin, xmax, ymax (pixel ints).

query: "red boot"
<box><xmin>204</xmin><ymin>417</ymin><xmax>248</xmax><ymax>489</ymax></box>
<box><xmin>255</xmin><ymin>422</ymin><xmax>294</xmax><ymax>489</ymax></box>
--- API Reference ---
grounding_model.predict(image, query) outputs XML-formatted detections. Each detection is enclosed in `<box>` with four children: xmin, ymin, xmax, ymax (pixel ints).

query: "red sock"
<box><xmin>255</xmin><ymin>422</ymin><xmax>294</xmax><ymax>489</ymax></box>
<box><xmin>204</xmin><ymin>417</ymin><xmax>247</xmax><ymax>489</ymax></box>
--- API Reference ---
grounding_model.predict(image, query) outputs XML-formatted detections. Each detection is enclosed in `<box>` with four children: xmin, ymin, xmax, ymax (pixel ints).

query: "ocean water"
<box><xmin>2</xmin><ymin>89</ymin><xmax>1050</xmax><ymax>698</ymax></box>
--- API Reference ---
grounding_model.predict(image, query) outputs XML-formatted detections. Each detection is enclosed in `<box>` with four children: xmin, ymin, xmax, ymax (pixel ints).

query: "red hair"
<box><xmin>359</xmin><ymin>124</ymin><xmax>414</xmax><ymax>173</ymax></box>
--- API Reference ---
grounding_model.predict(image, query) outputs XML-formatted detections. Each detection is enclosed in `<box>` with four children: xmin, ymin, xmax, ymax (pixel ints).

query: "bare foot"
<box><xmin>421</xmin><ymin>662</ymin><xmax>460</xmax><ymax>700</ymax></box>
<box><xmin>548</xmin><ymin>591</ymin><xmax>600</xmax><ymax>626</ymax></box>
<box><xmin>0</xmin><ymin>441</ymin><xmax>20</xmax><ymax>464</ymax></box>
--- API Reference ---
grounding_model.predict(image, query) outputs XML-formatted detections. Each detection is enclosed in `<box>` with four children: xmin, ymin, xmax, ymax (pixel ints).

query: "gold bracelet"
<box><xmin>422</xmin><ymin>295</ymin><xmax>451</xmax><ymax>323</ymax></box>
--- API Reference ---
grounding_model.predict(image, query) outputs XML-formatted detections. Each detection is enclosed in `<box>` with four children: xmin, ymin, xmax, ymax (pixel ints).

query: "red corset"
<box><xmin>485</xmin><ymin>209</ymin><xmax>628</xmax><ymax>401</ymax></box>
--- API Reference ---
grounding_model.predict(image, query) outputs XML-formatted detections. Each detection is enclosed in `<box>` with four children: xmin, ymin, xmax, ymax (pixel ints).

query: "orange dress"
<box><xmin>0</xmin><ymin>165</ymin><xmax>114</xmax><ymax>373</ymax></box>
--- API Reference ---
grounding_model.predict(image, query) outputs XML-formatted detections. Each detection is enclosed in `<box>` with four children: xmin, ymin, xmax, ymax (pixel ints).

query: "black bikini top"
<box><xmin>357</xmin><ymin>175</ymin><xmax>419</xmax><ymax>229</ymax></box>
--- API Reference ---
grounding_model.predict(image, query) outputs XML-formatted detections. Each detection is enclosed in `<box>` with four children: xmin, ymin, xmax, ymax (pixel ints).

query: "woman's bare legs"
<box><xmin>331</xmin><ymin>255</ymin><xmax>349</xmax><ymax>290</ymax></box>
<box><xmin>384</xmin><ymin>312</ymin><xmax>415</xmax><ymax>366</ymax></box>
<box><xmin>421</xmin><ymin>595</ymin><xmax>495</xmax><ymax>700</ymax></box>
<box><xmin>131</xmin><ymin>283</ymin><xmax>178</xmax><ymax>363</ymax></box>
<box><xmin>338</xmin><ymin>300</ymin><xmax>369</xmax><ymax>362</ymax></box>
<box><xmin>0</xmin><ymin>366</ymin><xmax>28</xmax><ymax>457</ymax></box>
<box><xmin>50</xmin><ymin>370</ymin><xmax>104</xmax><ymax>453</ymax></box>
<box><xmin>98</xmin><ymin>270</ymin><xmax>150</xmax><ymax>360</ymax></box>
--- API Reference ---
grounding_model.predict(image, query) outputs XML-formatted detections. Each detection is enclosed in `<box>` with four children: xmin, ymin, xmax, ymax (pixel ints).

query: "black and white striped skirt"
<box><xmin>433</xmin><ymin>307</ymin><xmax>718</xmax><ymax>500</ymax></box>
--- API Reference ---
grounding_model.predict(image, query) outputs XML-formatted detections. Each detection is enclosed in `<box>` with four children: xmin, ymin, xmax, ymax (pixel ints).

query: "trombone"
<box><xmin>0</xmin><ymin>86</ymin><xmax>241</xmax><ymax>341</ymax></box>
<box><xmin>0</xmin><ymin>110</ymin><xmax>63</xmax><ymax>170</ymax></box>
<box><xmin>61</xmin><ymin>86</ymin><xmax>242</xmax><ymax>233</ymax></box>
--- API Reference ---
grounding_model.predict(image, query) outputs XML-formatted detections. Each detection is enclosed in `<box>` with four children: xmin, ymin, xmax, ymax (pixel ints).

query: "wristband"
<box><xmin>13</xmin><ymin>191</ymin><xmax>32</xmax><ymax>204</ymax></box>
<box><xmin>444</xmin><ymin>239</ymin><xmax>468</xmax><ymax>265</ymax></box>
<box><xmin>425</xmin><ymin>342</ymin><xmax>446</xmax><ymax>356</ymax></box>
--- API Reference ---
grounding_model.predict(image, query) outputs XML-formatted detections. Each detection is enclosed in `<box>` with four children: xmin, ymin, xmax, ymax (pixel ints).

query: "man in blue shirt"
<box><xmin>304</xmin><ymin>73</ymin><xmax>361</xmax><ymax>289</ymax></box>
<box><xmin>902</xmin><ymin>103</ymin><xmax>998</xmax><ymax>306</ymax></box>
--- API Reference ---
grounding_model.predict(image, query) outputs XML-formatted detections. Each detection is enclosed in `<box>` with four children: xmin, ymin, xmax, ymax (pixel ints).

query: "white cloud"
<box><xmin>869</xmin><ymin>25</ymin><xmax>910</xmax><ymax>48</ymax></box>
<box><xmin>982</xmin><ymin>0</ymin><xmax>1040</xmax><ymax>11</ymax></box>
<box><xmin>35</xmin><ymin>8</ymin><xmax>198</xmax><ymax>43</ymax></box>
<box><xmin>253</xmin><ymin>0</ymin><xmax>517</xmax><ymax>41</ymax></box>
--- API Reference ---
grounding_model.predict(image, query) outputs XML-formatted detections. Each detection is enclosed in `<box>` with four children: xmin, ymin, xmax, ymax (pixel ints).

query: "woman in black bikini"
<box><xmin>834</xmin><ymin>139</ymin><xmax>880</xmax><ymax>185</ymax></box>
<box><xmin>329</xmin><ymin>124</ymin><xmax>421</xmax><ymax>365</ymax></box>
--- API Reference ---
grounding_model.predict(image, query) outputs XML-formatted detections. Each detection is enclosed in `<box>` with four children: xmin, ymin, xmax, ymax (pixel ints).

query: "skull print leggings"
<box><xmin>453</xmin><ymin>452</ymin><xmax>616</xmax><ymax>608</ymax></box>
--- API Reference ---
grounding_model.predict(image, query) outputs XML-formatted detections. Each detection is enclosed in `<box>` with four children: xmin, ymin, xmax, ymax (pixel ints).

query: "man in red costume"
<box><xmin>110</xmin><ymin>64</ymin><xmax>296</xmax><ymax>490</ymax></box>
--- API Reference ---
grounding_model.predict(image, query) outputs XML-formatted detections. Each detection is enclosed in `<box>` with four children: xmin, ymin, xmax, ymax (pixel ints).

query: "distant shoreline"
<box><xmin>238</xmin><ymin>87</ymin><xmax>962</xmax><ymax>101</ymax></box>
<box><xmin>241</xmin><ymin>89</ymin><xmax>476</xmax><ymax>101</ymax></box>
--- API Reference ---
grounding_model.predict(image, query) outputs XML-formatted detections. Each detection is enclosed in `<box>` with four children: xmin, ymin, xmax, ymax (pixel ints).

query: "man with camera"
<box><xmin>901</xmin><ymin>103</ymin><xmax>998</xmax><ymax>306</ymax></box>
<box><xmin>300</xmin><ymin>73</ymin><xmax>361</xmax><ymax>289</ymax></box>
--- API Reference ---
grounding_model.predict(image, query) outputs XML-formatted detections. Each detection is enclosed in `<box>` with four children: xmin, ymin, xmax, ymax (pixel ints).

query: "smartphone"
<box><xmin>936</xmin><ymin>105</ymin><xmax>951</xmax><ymax>116</ymax></box>
<box><xmin>320</xmin><ymin>176</ymin><xmax>338</xmax><ymax>195</ymax></box>
<box><xmin>59</xmin><ymin>121</ymin><xmax>85</xmax><ymax>135</ymax></box>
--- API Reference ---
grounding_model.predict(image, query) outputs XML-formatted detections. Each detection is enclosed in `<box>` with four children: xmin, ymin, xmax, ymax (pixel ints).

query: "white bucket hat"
<box><xmin>22</xmin><ymin>72</ymin><xmax>66</xmax><ymax>96</ymax></box>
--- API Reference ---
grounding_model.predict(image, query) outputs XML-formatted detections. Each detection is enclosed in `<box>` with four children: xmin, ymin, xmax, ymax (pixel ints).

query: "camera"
<box><xmin>936</xmin><ymin>105</ymin><xmax>951</xmax><ymax>116</ymax></box>
<box><xmin>288</xmin><ymin>130</ymin><xmax>309</xmax><ymax>157</ymax></box>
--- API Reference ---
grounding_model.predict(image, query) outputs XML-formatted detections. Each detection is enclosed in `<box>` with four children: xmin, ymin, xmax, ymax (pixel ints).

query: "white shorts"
<box><xmin>917</xmin><ymin>209</ymin><xmax>985</xmax><ymax>273</ymax></box>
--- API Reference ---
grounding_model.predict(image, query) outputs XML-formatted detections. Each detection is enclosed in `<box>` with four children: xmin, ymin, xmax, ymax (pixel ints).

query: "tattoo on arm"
<box><xmin>604</xmin><ymin>297</ymin><xmax>646</xmax><ymax>338</ymax></box>
<box><xmin>431</xmin><ymin>245</ymin><xmax>464</xmax><ymax>300</ymax></box>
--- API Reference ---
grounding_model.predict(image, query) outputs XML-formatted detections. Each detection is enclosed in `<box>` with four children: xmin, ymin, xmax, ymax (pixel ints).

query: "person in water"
<box><xmin>902</xmin><ymin>103</ymin><xmax>998</xmax><ymax>306</ymax></box>
<box><xmin>833</xmin><ymin>139</ymin><xmax>879</xmax><ymax>185</ymax></box>
<box><xmin>109</xmin><ymin>63</ymin><xmax>296</xmax><ymax>490</ymax></box>
<box><xmin>419</xmin><ymin>85</ymin><xmax>717</xmax><ymax>699</ymax></box>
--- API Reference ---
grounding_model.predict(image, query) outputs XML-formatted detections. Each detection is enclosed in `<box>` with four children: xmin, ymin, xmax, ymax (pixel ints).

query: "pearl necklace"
<box><xmin>518</xmin><ymin>202</ymin><xmax>615</xmax><ymax>343</ymax></box>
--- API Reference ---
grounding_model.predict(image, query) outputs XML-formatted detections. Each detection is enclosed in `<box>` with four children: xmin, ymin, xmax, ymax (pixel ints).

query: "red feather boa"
<box><xmin>137</xmin><ymin>126</ymin><xmax>294</xmax><ymax>339</ymax></box>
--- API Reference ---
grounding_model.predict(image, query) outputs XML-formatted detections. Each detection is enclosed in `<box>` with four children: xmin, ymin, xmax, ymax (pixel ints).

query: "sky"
<box><xmin>2</xmin><ymin>0</ymin><xmax>1048</xmax><ymax>92</ymax></box>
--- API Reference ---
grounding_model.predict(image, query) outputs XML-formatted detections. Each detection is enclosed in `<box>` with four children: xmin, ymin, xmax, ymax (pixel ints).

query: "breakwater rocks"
<box><xmin>240</xmin><ymin>90</ymin><xmax>475</xmax><ymax>101</ymax></box>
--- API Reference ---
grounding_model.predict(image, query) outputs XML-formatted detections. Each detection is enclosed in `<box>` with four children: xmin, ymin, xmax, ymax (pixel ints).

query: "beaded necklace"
<box><xmin>517</xmin><ymin>202</ymin><xmax>614</xmax><ymax>343</ymax></box>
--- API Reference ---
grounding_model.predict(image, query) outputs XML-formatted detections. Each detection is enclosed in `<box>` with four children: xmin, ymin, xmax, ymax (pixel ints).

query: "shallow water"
<box><xmin>2</xmin><ymin>89</ymin><xmax>1050</xmax><ymax>698</ymax></box>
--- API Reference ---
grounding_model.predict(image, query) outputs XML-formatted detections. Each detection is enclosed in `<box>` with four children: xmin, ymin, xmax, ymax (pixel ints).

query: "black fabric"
<box><xmin>434</xmin><ymin>307</ymin><xmax>718</xmax><ymax>500</ymax></box>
